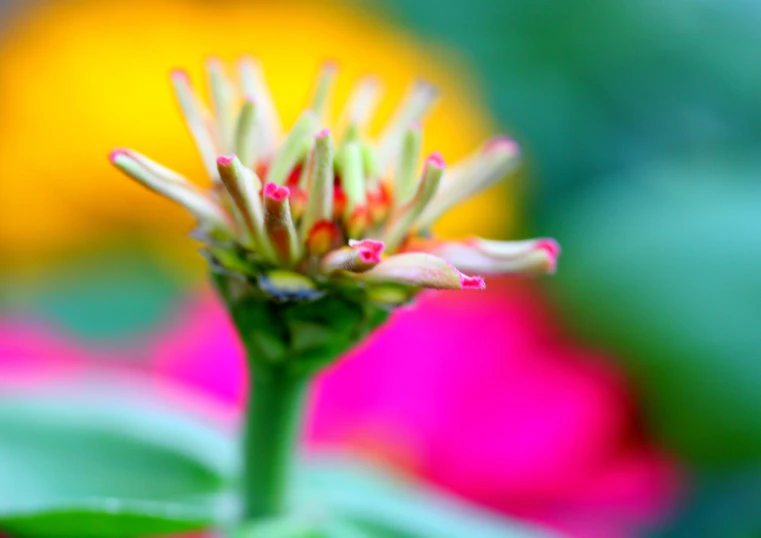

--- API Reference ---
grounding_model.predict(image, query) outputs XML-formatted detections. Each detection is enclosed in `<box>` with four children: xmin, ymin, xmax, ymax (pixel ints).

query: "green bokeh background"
<box><xmin>371</xmin><ymin>0</ymin><xmax>761</xmax><ymax>534</ymax></box>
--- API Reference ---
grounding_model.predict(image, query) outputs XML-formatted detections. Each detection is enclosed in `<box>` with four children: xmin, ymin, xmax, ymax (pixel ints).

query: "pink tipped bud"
<box><xmin>170</xmin><ymin>68</ymin><xmax>190</xmax><ymax>82</ymax></box>
<box><xmin>217</xmin><ymin>154</ymin><xmax>235</xmax><ymax>166</ymax></box>
<box><xmin>205</xmin><ymin>56</ymin><xmax>223</xmax><ymax>68</ymax></box>
<box><xmin>485</xmin><ymin>136</ymin><xmax>520</xmax><ymax>157</ymax></box>
<box><xmin>425</xmin><ymin>151</ymin><xmax>446</xmax><ymax>169</ymax></box>
<box><xmin>349</xmin><ymin>239</ymin><xmax>385</xmax><ymax>257</ymax></box>
<box><xmin>357</xmin><ymin>248</ymin><xmax>382</xmax><ymax>265</ymax></box>
<box><xmin>460</xmin><ymin>274</ymin><xmax>486</xmax><ymax>290</ymax></box>
<box><xmin>316</xmin><ymin>128</ymin><xmax>331</xmax><ymax>139</ymax></box>
<box><xmin>264</xmin><ymin>182</ymin><xmax>290</xmax><ymax>202</ymax></box>
<box><xmin>109</xmin><ymin>148</ymin><xmax>129</xmax><ymax>163</ymax></box>
<box><xmin>536</xmin><ymin>238</ymin><xmax>561</xmax><ymax>259</ymax></box>
<box><xmin>535</xmin><ymin>238</ymin><xmax>561</xmax><ymax>273</ymax></box>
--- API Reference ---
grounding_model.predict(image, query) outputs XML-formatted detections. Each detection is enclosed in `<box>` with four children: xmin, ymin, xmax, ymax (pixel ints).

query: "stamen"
<box><xmin>306</xmin><ymin>220</ymin><xmax>341</xmax><ymax>257</ymax></box>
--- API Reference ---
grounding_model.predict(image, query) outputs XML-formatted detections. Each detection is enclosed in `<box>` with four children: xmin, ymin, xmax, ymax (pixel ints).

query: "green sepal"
<box><xmin>213</xmin><ymin>269</ymin><xmax>390</xmax><ymax>378</ymax></box>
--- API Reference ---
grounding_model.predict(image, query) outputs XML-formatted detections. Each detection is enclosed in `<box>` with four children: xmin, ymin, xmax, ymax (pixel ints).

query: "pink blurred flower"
<box><xmin>0</xmin><ymin>316</ymin><xmax>86</xmax><ymax>388</ymax></box>
<box><xmin>151</xmin><ymin>280</ymin><xmax>681</xmax><ymax>538</ymax></box>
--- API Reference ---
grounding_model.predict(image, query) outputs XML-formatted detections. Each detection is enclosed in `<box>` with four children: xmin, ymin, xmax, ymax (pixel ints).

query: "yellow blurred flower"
<box><xmin>0</xmin><ymin>0</ymin><xmax>517</xmax><ymax>278</ymax></box>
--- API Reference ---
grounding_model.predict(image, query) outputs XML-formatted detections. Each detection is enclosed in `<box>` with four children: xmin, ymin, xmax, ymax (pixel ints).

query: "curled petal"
<box><xmin>417</xmin><ymin>237</ymin><xmax>561</xmax><ymax>275</ymax></box>
<box><xmin>356</xmin><ymin>253</ymin><xmax>485</xmax><ymax>290</ymax></box>
<box><xmin>416</xmin><ymin>136</ymin><xmax>520</xmax><ymax>229</ymax></box>
<box><xmin>322</xmin><ymin>240</ymin><xmax>383</xmax><ymax>274</ymax></box>
<box><xmin>110</xmin><ymin>149</ymin><xmax>233</xmax><ymax>234</ymax></box>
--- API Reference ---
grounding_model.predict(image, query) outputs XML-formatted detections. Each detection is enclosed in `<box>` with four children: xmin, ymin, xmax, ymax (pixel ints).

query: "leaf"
<box><xmin>0</xmin><ymin>499</ymin><xmax>214</xmax><ymax>538</ymax></box>
<box><xmin>0</xmin><ymin>388</ymin><xmax>561</xmax><ymax>538</ymax></box>
<box><xmin>298</xmin><ymin>456</ymin><xmax>562</xmax><ymax>538</ymax></box>
<box><xmin>0</xmin><ymin>391</ymin><xmax>236</xmax><ymax>537</ymax></box>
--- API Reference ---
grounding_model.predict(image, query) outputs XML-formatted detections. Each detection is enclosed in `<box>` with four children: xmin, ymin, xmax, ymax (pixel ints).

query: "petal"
<box><xmin>238</xmin><ymin>56</ymin><xmax>282</xmax><ymax>158</ymax></box>
<box><xmin>375</xmin><ymin>81</ymin><xmax>438</xmax><ymax>171</ymax></box>
<box><xmin>383</xmin><ymin>152</ymin><xmax>445</xmax><ymax>252</ymax></box>
<box><xmin>356</xmin><ymin>252</ymin><xmax>485</xmax><ymax>290</ymax></box>
<box><xmin>265</xmin><ymin>110</ymin><xmax>318</xmax><ymax>186</ymax></box>
<box><xmin>110</xmin><ymin>149</ymin><xmax>233</xmax><ymax>234</ymax></box>
<box><xmin>170</xmin><ymin>69</ymin><xmax>220</xmax><ymax>181</ymax></box>
<box><xmin>417</xmin><ymin>237</ymin><xmax>561</xmax><ymax>275</ymax></box>
<box><xmin>300</xmin><ymin>129</ymin><xmax>336</xmax><ymax>240</ymax></box>
<box><xmin>338</xmin><ymin>76</ymin><xmax>381</xmax><ymax>133</ymax></box>
<box><xmin>416</xmin><ymin>136</ymin><xmax>520</xmax><ymax>229</ymax></box>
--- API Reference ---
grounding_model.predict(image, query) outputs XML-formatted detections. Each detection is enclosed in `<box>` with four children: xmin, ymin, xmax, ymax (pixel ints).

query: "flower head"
<box><xmin>111</xmin><ymin>58</ymin><xmax>559</xmax><ymax>308</ymax></box>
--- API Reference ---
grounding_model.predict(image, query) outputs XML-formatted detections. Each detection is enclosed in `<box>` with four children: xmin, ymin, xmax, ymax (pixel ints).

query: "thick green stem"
<box><xmin>242</xmin><ymin>364</ymin><xmax>309</xmax><ymax>520</ymax></box>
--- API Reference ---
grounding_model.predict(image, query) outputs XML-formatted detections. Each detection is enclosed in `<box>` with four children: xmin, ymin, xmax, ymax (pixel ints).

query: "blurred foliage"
<box><xmin>376</xmin><ymin>0</ymin><xmax>761</xmax><ymax>208</ymax></box>
<box><xmin>374</xmin><ymin>0</ymin><xmax>761</xmax><ymax>466</ymax></box>
<box><xmin>0</xmin><ymin>393</ymin><xmax>558</xmax><ymax>538</ymax></box>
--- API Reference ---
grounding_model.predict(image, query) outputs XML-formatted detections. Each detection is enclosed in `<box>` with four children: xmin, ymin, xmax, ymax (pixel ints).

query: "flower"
<box><xmin>111</xmin><ymin>59</ymin><xmax>559</xmax><ymax>305</ymax></box>
<box><xmin>0</xmin><ymin>0</ymin><xmax>515</xmax><ymax>275</ymax></box>
<box><xmin>149</xmin><ymin>281</ymin><xmax>680</xmax><ymax>538</ymax></box>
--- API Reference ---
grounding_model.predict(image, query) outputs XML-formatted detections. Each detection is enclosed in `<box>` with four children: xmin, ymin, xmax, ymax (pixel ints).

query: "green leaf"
<box><xmin>0</xmin><ymin>499</ymin><xmax>213</xmax><ymax>538</ymax></box>
<box><xmin>0</xmin><ymin>391</ymin><xmax>236</xmax><ymax>537</ymax></box>
<box><xmin>299</xmin><ymin>456</ymin><xmax>561</xmax><ymax>538</ymax></box>
<box><xmin>0</xmin><ymin>389</ymin><xmax>565</xmax><ymax>538</ymax></box>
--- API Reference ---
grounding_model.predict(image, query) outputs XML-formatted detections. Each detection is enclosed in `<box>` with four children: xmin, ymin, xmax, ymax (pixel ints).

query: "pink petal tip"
<box><xmin>170</xmin><ymin>69</ymin><xmax>190</xmax><ymax>82</ymax></box>
<box><xmin>264</xmin><ymin>182</ymin><xmax>290</xmax><ymax>202</ymax></box>
<box><xmin>426</xmin><ymin>151</ymin><xmax>446</xmax><ymax>169</ymax></box>
<box><xmin>349</xmin><ymin>239</ymin><xmax>385</xmax><ymax>257</ymax></box>
<box><xmin>536</xmin><ymin>238</ymin><xmax>561</xmax><ymax>272</ymax></box>
<box><xmin>316</xmin><ymin>128</ymin><xmax>331</xmax><ymax>139</ymax></box>
<box><xmin>460</xmin><ymin>274</ymin><xmax>486</xmax><ymax>290</ymax></box>
<box><xmin>485</xmin><ymin>136</ymin><xmax>520</xmax><ymax>156</ymax></box>
<box><xmin>217</xmin><ymin>155</ymin><xmax>235</xmax><ymax>166</ymax></box>
<box><xmin>357</xmin><ymin>248</ymin><xmax>382</xmax><ymax>264</ymax></box>
<box><xmin>108</xmin><ymin>149</ymin><xmax>129</xmax><ymax>163</ymax></box>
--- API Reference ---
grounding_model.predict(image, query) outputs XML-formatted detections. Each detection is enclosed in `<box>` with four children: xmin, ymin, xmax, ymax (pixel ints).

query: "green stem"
<box><xmin>243</xmin><ymin>364</ymin><xmax>309</xmax><ymax>520</ymax></box>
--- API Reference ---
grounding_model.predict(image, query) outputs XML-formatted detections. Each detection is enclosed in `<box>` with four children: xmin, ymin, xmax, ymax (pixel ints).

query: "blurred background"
<box><xmin>2</xmin><ymin>0</ymin><xmax>761</xmax><ymax>537</ymax></box>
